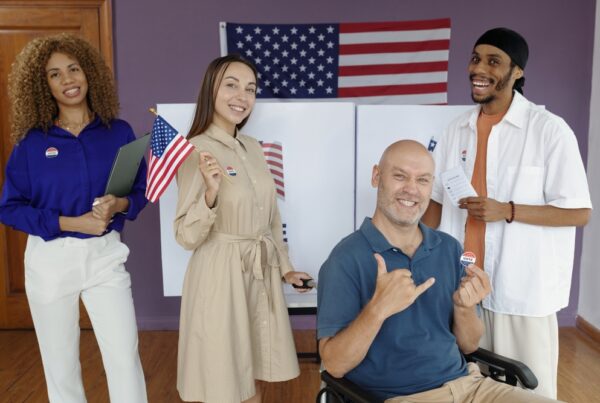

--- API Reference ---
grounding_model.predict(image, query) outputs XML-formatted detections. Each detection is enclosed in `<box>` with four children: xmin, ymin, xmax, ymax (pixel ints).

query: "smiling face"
<box><xmin>45</xmin><ymin>52</ymin><xmax>89</xmax><ymax>111</ymax></box>
<box><xmin>212</xmin><ymin>62</ymin><xmax>257</xmax><ymax>134</ymax></box>
<box><xmin>469</xmin><ymin>44</ymin><xmax>522</xmax><ymax>109</ymax></box>
<box><xmin>372</xmin><ymin>141</ymin><xmax>434</xmax><ymax>228</ymax></box>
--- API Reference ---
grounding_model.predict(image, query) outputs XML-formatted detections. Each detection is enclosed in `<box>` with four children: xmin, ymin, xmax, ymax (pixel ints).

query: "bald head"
<box><xmin>378</xmin><ymin>140</ymin><xmax>434</xmax><ymax>174</ymax></box>
<box><xmin>371</xmin><ymin>140</ymin><xmax>435</xmax><ymax>229</ymax></box>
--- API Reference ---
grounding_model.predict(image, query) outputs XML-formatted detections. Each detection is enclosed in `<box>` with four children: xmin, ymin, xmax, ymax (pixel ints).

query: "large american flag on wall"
<box><xmin>220</xmin><ymin>18</ymin><xmax>450</xmax><ymax>104</ymax></box>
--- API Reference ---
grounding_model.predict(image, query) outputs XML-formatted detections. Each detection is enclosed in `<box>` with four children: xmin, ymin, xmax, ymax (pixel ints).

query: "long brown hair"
<box><xmin>187</xmin><ymin>54</ymin><xmax>258</xmax><ymax>140</ymax></box>
<box><xmin>8</xmin><ymin>33</ymin><xmax>119</xmax><ymax>143</ymax></box>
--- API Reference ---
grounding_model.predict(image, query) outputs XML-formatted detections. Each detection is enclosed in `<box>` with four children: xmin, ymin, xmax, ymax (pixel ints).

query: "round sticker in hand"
<box><xmin>460</xmin><ymin>251</ymin><xmax>477</xmax><ymax>267</ymax></box>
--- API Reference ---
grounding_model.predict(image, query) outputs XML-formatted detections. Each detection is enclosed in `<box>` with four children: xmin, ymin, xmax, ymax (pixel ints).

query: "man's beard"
<box><xmin>471</xmin><ymin>66</ymin><xmax>515</xmax><ymax>104</ymax></box>
<box><xmin>376</xmin><ymin>187</ymin><xmax>426</xmax><ymax>227</ymax></box>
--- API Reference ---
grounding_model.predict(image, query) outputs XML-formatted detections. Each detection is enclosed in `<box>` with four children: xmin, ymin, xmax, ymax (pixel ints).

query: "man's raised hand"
<box><xmin>369</xmin><ymin>253</ymin><xmax>435</xmax><ymax>321</ymax></box>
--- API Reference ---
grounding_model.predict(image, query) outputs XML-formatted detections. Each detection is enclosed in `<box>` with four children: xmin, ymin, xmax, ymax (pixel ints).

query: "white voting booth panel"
<box><xmin>158</xmin><ymin>103</ymin><xmax>473</xmax><ymax>307</ymax></box>
<box><xmin>157</xmin><ymin>103</ymin><xmax>355</xmax><ymax>305</ymax></box>
<box><xmin>355</xmin><ymin>105</ymin><xmax>472</xmax><ymax>225</ymax></box>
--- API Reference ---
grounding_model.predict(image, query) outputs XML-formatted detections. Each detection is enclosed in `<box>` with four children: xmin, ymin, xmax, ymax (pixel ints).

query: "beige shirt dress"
<box><xmin>174</xmin><ymin>124</ymin><xmax>300</xmax><ymax>402</ymax></box>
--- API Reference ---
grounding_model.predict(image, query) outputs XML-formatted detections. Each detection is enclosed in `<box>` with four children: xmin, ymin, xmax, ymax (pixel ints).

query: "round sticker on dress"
<box><xmin>460</xmin><ymin>251</ymin><xmax>476</xmax><ymax>267</ymax></box>
<box><xmin>45</xmin><ymin>147</ymin><xmax>59</xmax><ymax>158</ymax></box>
<box><xmin>226</xmin><ymin>166</ymin><xmax>237</xmax><ymax>176</ymax></box>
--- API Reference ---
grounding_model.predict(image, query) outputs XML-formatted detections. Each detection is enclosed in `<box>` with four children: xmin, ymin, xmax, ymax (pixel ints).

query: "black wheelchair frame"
<box><xmin>316</xmin><ymin>347</ymin><xmax>538</xmax><ymax>403</ymax></box>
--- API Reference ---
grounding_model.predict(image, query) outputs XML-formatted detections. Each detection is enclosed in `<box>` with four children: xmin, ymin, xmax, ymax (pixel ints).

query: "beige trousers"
<box><xmin>386</xmin><ymin>363</ymin><xmax>562</xmax><ymax>403</ymax></box>
<box><xmin>480</xmin><ymin>309</ymin><xmax>559</xmax><ymax>399</ymax></box>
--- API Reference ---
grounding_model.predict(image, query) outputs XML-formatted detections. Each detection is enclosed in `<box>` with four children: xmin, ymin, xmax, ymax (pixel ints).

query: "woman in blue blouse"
<box><xmin>0</xmin><ymin>34</ymin><xmax>148</xmax><ymax>402</ymax></box>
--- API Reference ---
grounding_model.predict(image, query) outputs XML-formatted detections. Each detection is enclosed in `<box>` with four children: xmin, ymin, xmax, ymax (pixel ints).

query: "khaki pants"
<box><xmin>480</xmin><ymin>309</ymin><xmax>559</xmax><ymax>399</ymax></box>
<box><xmin>385</xmin><ymin>363</ymin><xmax>561</xmax><ymax>403</ymax></box>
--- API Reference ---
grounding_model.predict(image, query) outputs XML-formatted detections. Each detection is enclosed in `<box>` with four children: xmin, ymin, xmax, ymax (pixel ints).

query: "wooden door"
<box><xmin>0</xmin><ymin>0</ymin><xmax>113</xmax><ymax>328</ymax></box>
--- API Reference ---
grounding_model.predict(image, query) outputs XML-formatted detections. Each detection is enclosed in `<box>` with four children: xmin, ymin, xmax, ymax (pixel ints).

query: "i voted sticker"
<box><xmin>226</xmin><ymin>166</ymin><xmax>237</xmax><ymax>176</ymax></box>
<box><xmin>460</xmin><ymin>251</ymin><xmax>476</xmax><ymax>267</ymax></box>
<box><xmin>45</xmin><ymin>147</ymin><xmax>59</xmax><ymax>158</ymax></box>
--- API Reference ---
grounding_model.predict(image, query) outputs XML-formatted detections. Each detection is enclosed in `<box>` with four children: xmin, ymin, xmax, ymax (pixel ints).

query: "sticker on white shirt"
<box><xmin>225</xmin><ymin>166</ymin><xmax>237</xmax><ymax>176</ymax></box>
<box><xmin>440</xmin><ymin>166</ymin><xmax>477</xmax><ymax>206</ymax></box>
<box><xmin>45</xmin><ymin>147</ymin><xmax>59</xmax><ymax>158</ymax></box>
<box><xmin>460</xmin><ymin>251</ymin><xmax>476</xmax><ymax>267</ymax></box>
<box><xmin>427</xmin><ymin>137</ymin><xmax>437</xmax><ymax>152</ymax></box>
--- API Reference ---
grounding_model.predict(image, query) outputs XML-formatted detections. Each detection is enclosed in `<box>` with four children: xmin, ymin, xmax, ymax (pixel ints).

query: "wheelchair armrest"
<box><xmin>465</xmin><ymin>347</ymin><xmax>538</xmax><ymax>390</ymax></box>
<box><xmin>319</xmin><ymin>370</ymin><xmax>384</xmax><ymax>403</ymax></box>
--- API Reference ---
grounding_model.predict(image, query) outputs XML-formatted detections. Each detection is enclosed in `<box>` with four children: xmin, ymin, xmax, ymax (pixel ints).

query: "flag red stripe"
<box><xmin>274</xmin><ymin>178</ymin><xmax>284</xmax><ymax>187</ymax></box>
<box><xmin>276</xmin><ymin>188</ymin><xmax>285</xmax><ymax>198</ymax></box>
<box><xmin>338</xmin><ymin>82</ymin><xmax>447</xmax><ymax>97</ymax></box>
<box><xmin>339</xmin><ymin>18</ymin><xmax>450</xmax><ymax>34</ymax></box>
<box><xmin>265</xmin><ymin>159</ymin><xmax>283</xmax><ymax>169</ymax></box>
<box><xmin>261</xmin><ymin>143</ymin><xmax>282</xmax><ymax>150</ymax></box>
<box><xmin>339</xmin><ymin>61</ymin><xmax>448</xmax><ymax>76</ymax></box>
<box><xmin>339</xmin><ymin>40</ymin><xmax>449</xmax><ymax>55</ymax></box>
<box><xmin>269</xmin><ymin>169</ymin><xmax>283</xmax><ymax>179</ymax></box>
<box><xmin>264</xmin><ymin>152</ymin><xmax>283</xmax><ymax>160</ymax></box>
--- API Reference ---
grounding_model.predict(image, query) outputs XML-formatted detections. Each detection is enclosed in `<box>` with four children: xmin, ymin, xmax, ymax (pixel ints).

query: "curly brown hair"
<box><xmin>8</xmin><ymin>33</ymin><xmax>119</xmax><ymax>143</ymax></box>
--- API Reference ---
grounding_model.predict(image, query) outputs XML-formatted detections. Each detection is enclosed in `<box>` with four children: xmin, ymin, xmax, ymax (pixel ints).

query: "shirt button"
<box><xmin>259</xmin><ymin>206</ymin><xmax>264</xmax><ymax>211</ymax></box>
<box><xmin>392</xmin><ymin>248</ymin><xmax>398</xmax><ymax>252</ymax></box>
<box><xmin>242</xmin><ymin>156</ymin><xmax>246</xmax><ymax>160</ymax></box>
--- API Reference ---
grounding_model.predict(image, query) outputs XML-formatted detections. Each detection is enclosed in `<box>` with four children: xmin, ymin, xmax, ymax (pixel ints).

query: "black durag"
<box><xmin>474</xmin><ymin>27</ymin><xmax>529</xmax><ymax>94</ymax></box>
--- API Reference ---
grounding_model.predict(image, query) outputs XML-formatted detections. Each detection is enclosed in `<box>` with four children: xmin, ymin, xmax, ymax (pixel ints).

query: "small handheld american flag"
<box><xmin>145</xmin><ymin>115</ymin><xmax>195</xmax><ymax>203</ymax></box>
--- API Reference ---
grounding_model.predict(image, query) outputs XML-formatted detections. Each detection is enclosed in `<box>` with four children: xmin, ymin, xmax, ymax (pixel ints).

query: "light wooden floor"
<box><xmin>0</xmin><ymin>328</ymin><xmax>598</xmax><ymax>402</ymax></box>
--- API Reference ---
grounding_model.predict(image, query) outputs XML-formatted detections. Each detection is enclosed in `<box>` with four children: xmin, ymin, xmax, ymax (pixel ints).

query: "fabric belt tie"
<box><xmin>209</xmin><ymin>230</ymin><xmax>277</xmax><ymax>280</ymax></box>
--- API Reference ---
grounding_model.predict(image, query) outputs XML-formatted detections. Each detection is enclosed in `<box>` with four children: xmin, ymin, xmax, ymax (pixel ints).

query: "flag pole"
<box><xmin>148</xmin><ymin>107</ymin><xmax>232</xmax><ymax>184</ymax></box>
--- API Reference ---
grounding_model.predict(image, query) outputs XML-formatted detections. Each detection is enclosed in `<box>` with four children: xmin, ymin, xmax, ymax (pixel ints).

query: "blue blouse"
<box><xmin>0</xmin><ymin>118</ymin><xmax>147</xmax><ymax>240</ymax></box>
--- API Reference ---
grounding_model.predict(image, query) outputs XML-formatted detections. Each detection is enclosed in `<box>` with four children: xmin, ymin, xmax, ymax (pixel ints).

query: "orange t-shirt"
<box><xmin>463</xmin><ymin>111</ymin><xmax>505</xmax><ymax>268</ymax></box>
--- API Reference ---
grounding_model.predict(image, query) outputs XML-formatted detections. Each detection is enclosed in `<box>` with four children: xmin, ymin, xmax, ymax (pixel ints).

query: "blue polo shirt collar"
<box><xmin>359</xmin><ymin>217</ymin><xmax>441</xmax><ymax>254</ymax></box>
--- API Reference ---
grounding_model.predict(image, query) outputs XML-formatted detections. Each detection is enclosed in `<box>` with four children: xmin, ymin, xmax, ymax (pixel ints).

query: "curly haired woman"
<box><xmin>0</xmin><ymin>33</ymin><xmax>148</xmax><ymax>402</ymax></box>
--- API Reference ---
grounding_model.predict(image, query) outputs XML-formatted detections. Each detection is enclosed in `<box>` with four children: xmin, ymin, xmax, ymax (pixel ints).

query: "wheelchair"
<box><xmin>316</xmin><ymin>347</ymin><xmax>538</xmax><ymax>403</ymax></box>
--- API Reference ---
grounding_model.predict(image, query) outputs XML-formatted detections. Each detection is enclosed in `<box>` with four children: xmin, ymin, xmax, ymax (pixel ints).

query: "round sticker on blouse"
<box><xmin>226</xmin><ymin>166</ymin><xmax>237</xmax><ymax>176</ymax></box>
<box><xmin>460</xmin><ymin>251</ymin><xmax>476</xmax><ymax>267</ymax></box>
<box><xmin>45</xmin><ymin>147</ymin><xmax>59</xmax><ymax>158</ymax></box>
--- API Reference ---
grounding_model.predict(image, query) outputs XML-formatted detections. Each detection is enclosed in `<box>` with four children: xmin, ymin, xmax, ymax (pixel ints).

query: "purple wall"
<box><xmin>112</xmin><ymin>0</ymin><xmax>597</xmax><ymax>329</ymax></box>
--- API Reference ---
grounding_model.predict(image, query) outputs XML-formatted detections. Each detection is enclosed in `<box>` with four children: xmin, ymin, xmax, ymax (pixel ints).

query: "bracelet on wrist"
<box><xmin>506</xmin><ymin>201</ymin><xmax>515</xmax><ymax>223</ymax></box>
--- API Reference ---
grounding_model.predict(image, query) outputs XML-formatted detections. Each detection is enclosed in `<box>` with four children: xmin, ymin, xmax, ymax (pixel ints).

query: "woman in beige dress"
<box><xmin>174</xmin><ymin>55</ymin><xmax>312</xmax><ymax>403</ymax></box>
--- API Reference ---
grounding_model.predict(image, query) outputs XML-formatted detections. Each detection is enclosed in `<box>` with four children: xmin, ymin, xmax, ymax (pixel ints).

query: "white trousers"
<box><xmin>24</xmin><ymin>231</ymin><xmax>148</xmax><ymax>403</ymax></box>
<box><xmin>480</xmin><ymin>309</ymin><xmax>559</xmax><ymax>399</ymax></box>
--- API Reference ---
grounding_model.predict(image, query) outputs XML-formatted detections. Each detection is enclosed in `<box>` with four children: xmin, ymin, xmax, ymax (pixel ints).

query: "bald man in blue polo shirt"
<box><xmin>317</xmin><ymin>140</ymin><xmax>560</xmax><ymax>402</ymax></box>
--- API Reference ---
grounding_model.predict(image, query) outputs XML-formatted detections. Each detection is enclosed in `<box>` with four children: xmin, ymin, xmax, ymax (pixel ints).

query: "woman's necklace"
<box><xmin>56</xmin><ymin>113</ymin><xmax>93</xmax><ymax>133</ymax></box>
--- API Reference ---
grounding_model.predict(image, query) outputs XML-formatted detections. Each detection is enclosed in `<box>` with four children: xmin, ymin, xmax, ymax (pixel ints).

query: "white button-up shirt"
<box><xmin>431</xmin><ymin>92</ymin><xmax>592</xmax><ymax>316</ymax></box>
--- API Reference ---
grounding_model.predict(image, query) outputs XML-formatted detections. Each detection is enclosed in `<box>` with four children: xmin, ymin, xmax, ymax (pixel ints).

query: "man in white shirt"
<box><xmin>422</xmin><ymin>27</ymin><xmax>592</xmax><ymax>399</ymax></box>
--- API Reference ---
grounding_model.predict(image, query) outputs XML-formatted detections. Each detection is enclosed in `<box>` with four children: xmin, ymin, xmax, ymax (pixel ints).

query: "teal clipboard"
<box><xmin>104</xmin><ymin>133</ymin><xmax>151</xmax><ymax>197</ymax></box>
